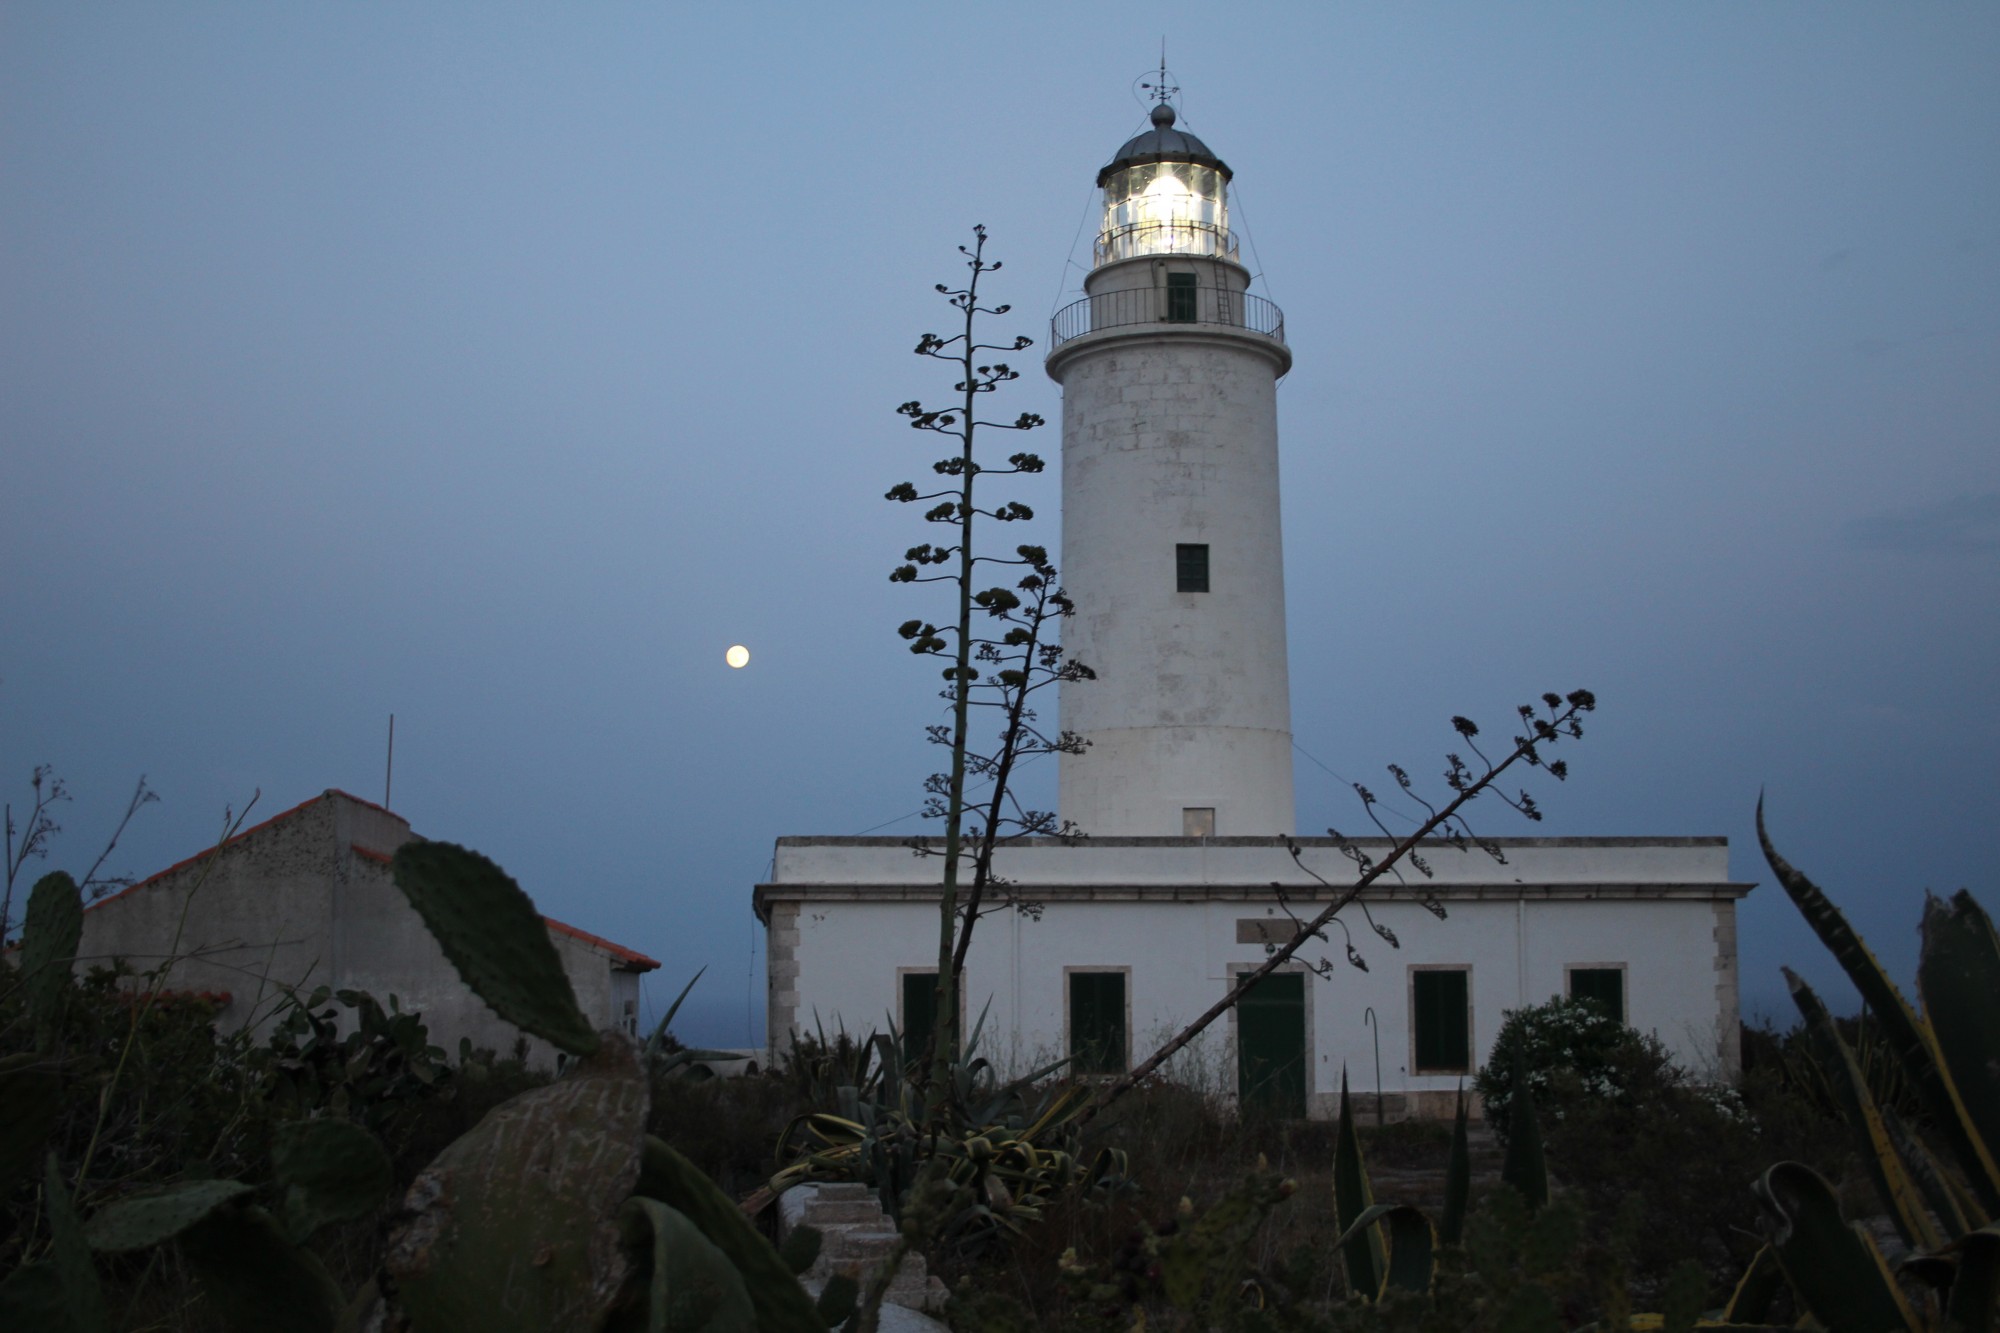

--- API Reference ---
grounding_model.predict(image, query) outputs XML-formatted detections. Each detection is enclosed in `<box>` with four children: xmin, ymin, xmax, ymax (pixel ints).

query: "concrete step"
<box><xmin>801</xmin><ymin>1199</ymin><xmax>888</xmax><ymax>1226</ymax></box>
<box><xmin>822</xmin><ymin>1227</ymin><xmax>902</xmax><ymax>1260</ymax></box>
<box><xmin>813</xmin><ymin>1182</ymin><xmax>875</xmax><ymax>1202</ymax></box>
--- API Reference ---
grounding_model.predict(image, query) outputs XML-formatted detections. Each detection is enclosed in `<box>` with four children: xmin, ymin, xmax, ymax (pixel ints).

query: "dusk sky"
<box><xmin>5</xmin><ymin>4</ymin><xmax>1995</xmax><ymax>1046</ymax></box>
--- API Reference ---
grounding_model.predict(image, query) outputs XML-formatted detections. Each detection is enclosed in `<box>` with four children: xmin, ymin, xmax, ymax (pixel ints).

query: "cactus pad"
<box><xmin>85</xmin><ymin>1179</ymin><xmax>256</xmax><ymax>1253</ymax></box>
<box><xmin>391</xmin><ymin>840</ymin><xmax>599</xmax><ymax>1057</ymax></box>
<box><xmin>387</xmin><ymin>1034</ymin><xmax>647</xmax><ymax>1333</ymax></box>
<box><xmin>273</xmin><ymin>1119</ymin><xmax>394</xmax><ymax>1243</ymax></box>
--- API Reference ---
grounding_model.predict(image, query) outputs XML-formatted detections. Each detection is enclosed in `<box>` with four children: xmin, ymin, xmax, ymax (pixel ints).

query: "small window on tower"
<box><xmin>1183</xmin><ymin>807</ymin><xmax>1216</xmax><ymax>838</ymax></box>
<box><xmin>1176</xmin><ymin>543</ymin><xmax>1210</xmax><ymax>593</ymax></box>
<box><xmin>1166</xmin><ymin>272</ymin><xmax>1198</xmax><ymax>322</ymax></box>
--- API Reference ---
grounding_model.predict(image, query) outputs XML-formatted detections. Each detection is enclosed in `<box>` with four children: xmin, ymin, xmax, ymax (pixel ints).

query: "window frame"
<box><xmin>1408</xmin><ymin>964</ymin><xmax>1474</xmax><ymax>1075</ymax></box>
<box><xmin>1164</xmin><ymin>271</ymin><xmax>1198</xmax><ymax>323</ymax></box>
<box><xmin>1064</xmin><ymin>966</ymin><xmax>1132</xmax><ymax>1077</ymax></box>
<box><xmin>1565</xmin><ymin>964</ymin><xmax>1628</xmax><ymax>1025</ymax></box>
<box><xmin>896</xmin><ymin>966</ymin><xmax>965</xmax><ymax>1064</ymax></box>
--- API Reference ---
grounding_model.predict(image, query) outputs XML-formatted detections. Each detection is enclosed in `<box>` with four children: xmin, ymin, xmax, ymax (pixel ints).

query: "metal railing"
<box><xmin>1094</xmin><ymin>220</ymin><xmax>1238</xmax><ymax>266</ymax></box>
<box><xmin>1050</xmin><ymin>284</ymin><xmax>1286</xmax><ymax>348</ymax></box>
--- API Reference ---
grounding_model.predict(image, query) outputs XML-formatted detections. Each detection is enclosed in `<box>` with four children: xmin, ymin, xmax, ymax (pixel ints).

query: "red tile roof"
<box><xmin>81</xmin><ymin>791</ymin><xmax>657</xmax><ymax>974</ymax></box>
<box><xmin>542</xmin><ymin>915</ymin><xmax>661</xmax><ymax>971</ymax></box>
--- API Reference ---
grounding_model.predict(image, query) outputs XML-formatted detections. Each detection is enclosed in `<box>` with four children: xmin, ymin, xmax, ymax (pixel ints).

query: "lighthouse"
<box><xmin>1046</xmin><ymin>99</ymin><xmax>1296</xmax><ymax>837</ymax></box>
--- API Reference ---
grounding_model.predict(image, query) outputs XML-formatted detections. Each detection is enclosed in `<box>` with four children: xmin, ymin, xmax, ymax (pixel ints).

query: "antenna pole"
<box><xmin>385</xmin><ymin>714</ymin><xmax>395</xmax><ymax>810</ymax></box>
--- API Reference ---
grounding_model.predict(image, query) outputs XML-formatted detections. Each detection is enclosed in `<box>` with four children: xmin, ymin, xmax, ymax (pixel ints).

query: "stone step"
<box><xmin>813</xmin><ymin>1182</ymin><xmax>876</xmax><ymax>1202</ymax></box>
<box><xmin>801</xmin><ymin>1199</ymin><xmax>888</xmax><ymax>1226</ymax></box>
<box><xmin>821</xmin><ymin>1228</ymin><xmax>903</xmax><ymax>1261</ymax></box>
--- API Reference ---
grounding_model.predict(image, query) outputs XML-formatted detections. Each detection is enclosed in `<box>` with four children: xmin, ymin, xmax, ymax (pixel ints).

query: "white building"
<box><xmin>758</xmin><ymin>100</ymin><xmax>1749</xmax><ymax>1117</ymax></box>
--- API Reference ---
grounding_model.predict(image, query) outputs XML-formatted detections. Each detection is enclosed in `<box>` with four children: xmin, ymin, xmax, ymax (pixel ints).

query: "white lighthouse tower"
<box><xmin>1046</xmin><ymin>98</ymin><xmax>1297</xmax><ymax>837</ymax></box>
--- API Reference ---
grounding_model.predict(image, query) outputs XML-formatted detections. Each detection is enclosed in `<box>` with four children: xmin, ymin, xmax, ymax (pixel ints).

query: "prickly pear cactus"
<box><xmin>177</xmin><ymin>1202</ymin><xmax>346</xmax><ymax>1333</ymax></box>
<box><xmin>272</xmin><ymin>1119</ymin><xmax>394</xmax><ymax>1243</ymax></box>
<box><xmin>391</xmin><ymin>841</ymin><xmax>600</xmax><ymax>1057</ymax></box>
<box><xmin>84</xmin><ymin>1179</ymin><xmax>256</xmax><ymax>1252</ymax></box>
<box><xmin>387</xmin><ymin>1032</ymin><xmax>646</xmax><ymax>1333</ymax></box>
<box><xmin>21</xmin><ymin>871</ymin><xmax>83</xmax><ymax>1046</ymax></box>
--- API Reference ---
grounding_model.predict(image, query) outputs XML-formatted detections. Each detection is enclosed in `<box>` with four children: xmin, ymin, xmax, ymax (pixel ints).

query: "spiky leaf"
<box><xmin>1440</xmin><ymin>1085</ymin><xmax>1471</xmax><ymax>1247</ymax></box>
<box><xmin>85</xmin><ymin>1178</ymin><xmax>256</xmax><ymax>1252</ymax></box>
<box><xmin>21</xmin><ymin>872</ymin><xmax>82</xmax><ymax>1045</ymax></box>
<box><xmin>388</xmin><ymin>1036</ymin><xmax>647</xmax><ymax>1333</ymax></box>
<box><xmin>635</xmin><ymin>1137</ymin><xmax>829</xmax><ymax>1333</ymax></box>
<box><xmin>0</xmin><ymin>1052</ymin><xmax>61</xmax><ymax>1189</ymax></box>
<box><xmin>1333</xmin><ymin>1071</ymin><xmax>1384</xmax><ymax>1298</ymax></box>
<box><xmin>1786</xmin><ymin>968</ymin><xmax>1942</xmax><ymax>1250</ymax></box>
<box><xmin>180</xmin><ymin>1203</ymin><xmax>344</xmax><ymax>1333</ymax></box>
<box><xmin>272</xmin><ymin>1119</ymin><xmax>394</xmax><ymax>1243</ymax></box>
<box><xmin>391</xmin><ymin>841</ymin><xmax>599</xmax><ymax>1057</ymax></box>
<box><xmin>1758</xmin><ymin>804</ymin><xmax>2000</xmax><ymax>1212</ymax></box>
<box><xmin>1752</xmin><ymin>1161</ymin><xmax>1915</xmax><ymax>1333</ymax></box>
<box><xmin>1919</xmin><ymin>890</ymin><xmax>2000</xmax><ymax>1199</ymax></box>
<box><xmin>616</xmin><ymin>1196</ymin><xmax>756</xmax><ymax>1333</ymax></box>
<box><xmin>1380</xmin><ymin>1205</ymin><xmax>1437</xmax><ymax>1296</ymax></box>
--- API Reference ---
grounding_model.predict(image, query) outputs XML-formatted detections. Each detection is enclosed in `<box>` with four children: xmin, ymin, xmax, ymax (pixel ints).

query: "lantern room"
<box><xmin>1095</xmin><ymin>102</ymin><xmax>1234</xmax><ymax>265</ymax></box>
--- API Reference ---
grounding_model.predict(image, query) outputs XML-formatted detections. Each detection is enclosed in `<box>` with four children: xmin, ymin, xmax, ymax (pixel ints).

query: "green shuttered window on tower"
<box><xmin>1069</xmin><ymin>971</ymin><xmax>1127</xmax><ymax>1075</ymax></box>
<box><xmin>1176</xmin><ymin>543</ymin><xmax>1210</xmax><ymax>593</ymax></box>
<box><xmin>1412</xmin><ymin>968</ymin><xmax>1471</xmax><ymax>1072</ymax></box>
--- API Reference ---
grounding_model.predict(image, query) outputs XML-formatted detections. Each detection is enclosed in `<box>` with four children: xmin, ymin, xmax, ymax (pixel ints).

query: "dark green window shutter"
<box><xmin>1070</xmin><ymin>972</ymin><xmax>1127</xmax><ymax>1074</ymax></box>
<box><xmin>1569</xmin><ymin>968</ymin><xmax>1625</xmax><ymax>1024</ymax></box>
<box><xmin>1165</xmin><ymin>272</ymin><xmax>1197</xmax><ymax>322</ymax></box>
<box><xmin>1413</xmin><ymin>969</ymin><xmax>1470</xmax><ymax>1072</ymax></box>
<box><xmin>902</xmin><ymin>971</ymin><xmax>937</xmax><ymax>1066</ymax></box>
<box><xmin>1176</xmin><ymin>543</ymin><xmax>1210</xmax><ymax>593</ymax></box>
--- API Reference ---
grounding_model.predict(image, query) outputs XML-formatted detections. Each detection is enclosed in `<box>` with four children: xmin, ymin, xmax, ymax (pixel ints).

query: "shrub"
<box><xmin>1473</xmin><ymin>996</ymin><xmax>1683</xmax><ymax>1143</ymax></box>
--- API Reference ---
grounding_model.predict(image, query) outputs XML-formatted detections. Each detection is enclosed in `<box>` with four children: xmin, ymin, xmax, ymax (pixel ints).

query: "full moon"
<box><xmin>725</xmin><ymin>645</ymin><xmax>750</xmax><ymax>669</ymax></box>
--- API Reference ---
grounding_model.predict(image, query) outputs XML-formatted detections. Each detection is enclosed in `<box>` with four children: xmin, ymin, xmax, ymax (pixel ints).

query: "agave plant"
<box><xmin>772</xmin><ymin>1003</ymin><xmax>1125</xmax><ymax>1251</ymax></box>
<box><xmin>1749</xmin><ymin>801</ymin><xmax>2000</xmax><ymax>1333</ymax></box>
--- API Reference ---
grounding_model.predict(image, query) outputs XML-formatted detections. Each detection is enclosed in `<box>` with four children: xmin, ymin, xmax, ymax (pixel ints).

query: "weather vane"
<box><xmin>1137</xmin><ymin>40</ymin><xmax>1178</xmax><ymax>109</ymax></box>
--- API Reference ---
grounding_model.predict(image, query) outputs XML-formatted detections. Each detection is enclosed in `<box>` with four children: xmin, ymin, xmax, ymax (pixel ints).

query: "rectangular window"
<box><xmin>1165</xmin><ymin>272</ymin><xmax>1198</xmax><ymax>322</ymax></box>
<box><xmin>1412</xmin><ymin>968</ymin><xmax>1471</xmax><ymax>1073</ymax></box>
<box><xmin>1069</xmin><ymin>970</ymin><xmax>1128</xmax><ymax>1075</ymax></box>
<box><xmin>1176</xmin><ymin>543</ymin><xmax>1210</xmax><ymax>593</ymax></box>
<box><xmin>901</xmin><ymin>970</ymin><xmax>937</xmax><ymax>1066</ymax></box>
<box><xmin>1182</xmin><ymin>807</ymin><xmax>1216</xmax><ymax>838</ymax></box>
<box><xmin>1568</xmin><ymin>967</ymin><xmax>1626</xmax><ymax>1025</ymax></box>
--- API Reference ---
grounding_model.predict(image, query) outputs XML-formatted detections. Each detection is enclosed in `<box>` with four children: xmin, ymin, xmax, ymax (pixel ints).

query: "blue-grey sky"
<box><xmin>5</xmin><ymin>4</ymin><xmax>1996</xmax><ymax>1046</ymax></box>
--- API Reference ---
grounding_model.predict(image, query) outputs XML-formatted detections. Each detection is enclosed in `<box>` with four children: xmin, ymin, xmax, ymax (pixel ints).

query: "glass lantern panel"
<box><xmin>1098</xmin><ymin>161</ymin><xmax>1231</xmax><ymax>264</ymax></box>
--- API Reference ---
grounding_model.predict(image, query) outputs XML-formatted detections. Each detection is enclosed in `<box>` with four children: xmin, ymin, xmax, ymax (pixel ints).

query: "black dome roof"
<box><xmin>1097</xmin><ymin>103</ymin><xmax>1231</xmax><ymax>187</ymax></box>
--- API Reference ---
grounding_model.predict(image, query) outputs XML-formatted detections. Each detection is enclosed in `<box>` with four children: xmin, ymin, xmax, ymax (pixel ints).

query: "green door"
<box><xmin>1237</xmin><ymin>972</ymin><xmax>1307</xmax><ymax>1118</ymax></box>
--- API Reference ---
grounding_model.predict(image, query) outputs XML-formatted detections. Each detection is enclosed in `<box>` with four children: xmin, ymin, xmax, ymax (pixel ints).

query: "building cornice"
<box><xmin>751</xmin><ymin>879</ymin><xmax>1756</xmax><ymax>922</ymax></box>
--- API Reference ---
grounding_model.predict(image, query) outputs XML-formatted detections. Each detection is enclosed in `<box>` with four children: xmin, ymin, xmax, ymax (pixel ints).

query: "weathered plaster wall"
<box><xmin>80</xmin><ymin>790</ymin><xmax>648</xmax><ymax>1067</ymax></box>
<box><xmin>1048</xmin><ymin>254</ymin><xmax>1295</xmax><ymax>837</ymax></box>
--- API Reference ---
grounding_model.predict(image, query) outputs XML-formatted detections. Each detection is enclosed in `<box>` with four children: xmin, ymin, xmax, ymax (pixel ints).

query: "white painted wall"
<box><xmin>761</xmin><ymin>836</ymin><xmax>1747</xmax><ymax>1116</ymax></box>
